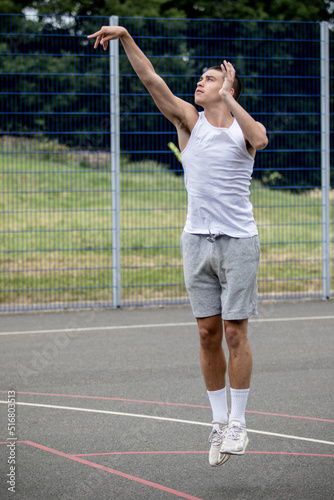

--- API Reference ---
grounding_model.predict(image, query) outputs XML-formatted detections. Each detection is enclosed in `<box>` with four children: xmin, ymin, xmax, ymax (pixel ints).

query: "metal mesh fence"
<box><xmin>0</xmin><ymin>15</ymin><xmax>333</xmax><ymax>311</ymax></box>
<box><xmin>329</xmin><ymin>23</ymin><xmax>334</xmax><ymax>300</ymax></box>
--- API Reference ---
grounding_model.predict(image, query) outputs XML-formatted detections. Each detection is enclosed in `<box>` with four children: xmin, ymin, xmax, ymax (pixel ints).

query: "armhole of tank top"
<box><xmin>233</xmin><ymin>121</ymin><xmax>255</xmax><ymax>161</ymax></box>
<box><xmin>180</xmin><ymin>113</ymin><xmax>202</xmax><ymax>156</ymax></box>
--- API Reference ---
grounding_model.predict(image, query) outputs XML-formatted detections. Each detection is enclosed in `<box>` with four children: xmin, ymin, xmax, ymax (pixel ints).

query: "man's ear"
<box><xmin>231</xmin><ymin>87</ymin><xmax>235</xmax><ymax>97</ymax></box>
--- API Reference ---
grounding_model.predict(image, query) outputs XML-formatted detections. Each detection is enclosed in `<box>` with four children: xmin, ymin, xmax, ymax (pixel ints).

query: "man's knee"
<box><xmin>197</xmin><ymin>315</ymin><xmax>223</xmax><ymax>351</ymax></box>
<box><xmin>224</xmin><ymin>319</ymin><xmax>248</xmax><ymax>350</ymax></box>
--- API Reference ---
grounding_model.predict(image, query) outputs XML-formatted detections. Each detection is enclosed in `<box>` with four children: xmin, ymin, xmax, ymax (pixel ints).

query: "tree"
<box><xmin>0</xmin><ymin>1</ymin><xmax>33</xmax><ymax>14</ymax></box>
<box><xmin>161</xmin><ymin>0</ymin><xmax>332</xmax><ymax>21</ymax></box>
<box><xmin>17</xmin><ymin>0</ymin><xmax>184</xmax><ymax>18</ymax></box>
<box><xmin>2</xmin><ymin>0</ymin><xmax>332</xmax><ymax>21</ymax></box>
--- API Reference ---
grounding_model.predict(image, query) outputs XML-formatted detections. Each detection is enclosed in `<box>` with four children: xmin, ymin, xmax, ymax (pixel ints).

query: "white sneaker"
<box><xmin>220</xmin><ymin>420</ymin><xmax>249</xmax><ymax>455</ymax></box>
<box><xmin>208</xmin><ymin>423</ymin><xmax>230</xmax><ymax>466</ymax></box>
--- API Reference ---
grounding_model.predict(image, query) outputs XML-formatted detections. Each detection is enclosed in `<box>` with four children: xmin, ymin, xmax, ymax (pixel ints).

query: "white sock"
<box><xmin>229</xmin><ymin>388</ymin><xmax>249</xmax><ymax>426</ymax></box>
<box><xmin>207</xmin><ymin>387</ymin><xmax>228</xmax><ymax>424</ymax></box>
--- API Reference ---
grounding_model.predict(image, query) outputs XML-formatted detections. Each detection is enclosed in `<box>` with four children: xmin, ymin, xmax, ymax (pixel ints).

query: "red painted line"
<box><xmin>0</xmin><ymin>390</ymin><xmax>208</xmax><ymax>409</ymax></box>
<box><xmin>0</xmin><ymin>441</ymin><xmax>25</xmax><ymax>445</ymax></box>
<box><xmin>245</xmin><ymin>410</ymin><xmax>334</xmax><ymax>423</ymax></box>
<box><xmin>74</xmin><ymin>450</ymin><xmax>334</xmax><ymax>459</ymax></box>
<box><xmin>74</xmin><ymin>451</ymin><xmax>209</xmax><ymax>457</ymax></box>
<box><xmin>23</xmin><ymin>441</ymin><xmax>204</xmax><ymax>500</ymax></box>
<box><xmin>3</xmin><ymin>441</ymin><xmax>331</xmax><ymax>459</ymax></box>
<box><xmin>246</xmin><ymin>451</ymin><xmax>334</xmax><ymax>458</ymax></box>
<box><xmin>1</xmin><ymin>390</ymin><xmax>333</xmax><ymax>423</ymax></box>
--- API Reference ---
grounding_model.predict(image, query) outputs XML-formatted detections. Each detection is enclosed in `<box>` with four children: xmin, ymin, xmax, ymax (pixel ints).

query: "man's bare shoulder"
<box><xmin>174</xmin><ymin>102</ymin><xmax>199</xmax><ymax>151</ymax></box>
<box><xmin>173</xmin><ymin>99</ymin><xmax>199</xmax><ymax>133</ymax></box>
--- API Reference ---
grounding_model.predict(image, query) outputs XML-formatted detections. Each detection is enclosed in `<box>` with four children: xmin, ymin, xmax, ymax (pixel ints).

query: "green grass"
<box><xmin>0</xmin><ymin>143</ymin><xmax>333</xmax><ymax>307</ymax></box>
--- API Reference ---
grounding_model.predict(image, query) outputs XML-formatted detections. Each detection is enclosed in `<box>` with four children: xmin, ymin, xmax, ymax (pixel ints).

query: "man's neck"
<box><xmin>203</xmin><ymin>104</ymin><xmax>234</xmax><ymax>128</ymax></box>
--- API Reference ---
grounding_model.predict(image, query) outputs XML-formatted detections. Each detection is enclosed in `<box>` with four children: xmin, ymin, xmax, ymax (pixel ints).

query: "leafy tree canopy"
<box><xmin>0</xmin><ymin>0</ymin><xmax>34</xmax><ymax>14</ymax></box>
<box><xmin>161</xmin><ymin>0</ymin><xmax>332</xmax><ymax>21</ymax></box>
<box><xmin>0</xmin><ymin>0</ymin><xmax>332</xmax><ymax>21</ymax></box>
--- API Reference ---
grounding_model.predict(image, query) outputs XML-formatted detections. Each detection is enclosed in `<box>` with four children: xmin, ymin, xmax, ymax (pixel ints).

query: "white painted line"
<box><xmin>251</xmin><ymin>315</ymin><xmax>334</xmax><ymax>323</ymax></box>
<box><xmin>0</xmin><ymin>322</ymin><xmax>196</xmax><ymax>336</ymax></box>
<box><xmin>0</xmin><ymin>315</ymin><xmax>333</xmax><ymax>336</ymax></box>
<box><xmin>0</xmin><ymin>400</ymin><xmax>333</xmax><ymax>446</ymax></box>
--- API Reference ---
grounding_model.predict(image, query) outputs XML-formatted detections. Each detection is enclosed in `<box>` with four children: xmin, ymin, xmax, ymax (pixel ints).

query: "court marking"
<box><xmin>0</xmin><ymin>442</ymin><xmax>332</xmax><ymax>459</ymax></box>
<box><xmin>22</xmin><ymin>440</ymin><xmax>204</xmax><ymax>500</ymax></box>
<box><xmin>73</xmin><ymin>450</ymin><xmax>334</xmax><ymax>458</ymax></box>
<box><xmin>0</xmin><ymin>400</ymin><xmax>333</xmax><ymax>446</ymax></box>
<box><xmin>0</xmin><ymin>314</ymin><xmax>333</xmax><ymax>336</ymax></box>
<box><xmin>1</xmin><ymin>390</ymin><xmax>332</xmax><ymax>423</ymax></box>
<box><xmin>0</xmin><ymin>441</ymin><xmax>25</xmax><ymax>445</ymax></box>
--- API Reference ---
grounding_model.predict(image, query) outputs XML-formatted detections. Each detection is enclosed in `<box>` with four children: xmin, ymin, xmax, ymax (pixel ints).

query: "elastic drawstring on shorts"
<box><xmin>207</xmin><ymin>231</ymin><xmax>221</xmax><ymax>243</ymax></box>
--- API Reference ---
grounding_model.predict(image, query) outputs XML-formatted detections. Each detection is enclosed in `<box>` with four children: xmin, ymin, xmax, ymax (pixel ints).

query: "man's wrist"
<box><xmin>220</xmin><ymin>91</ymin><xmax>234</xmax><ymax>105</ymax></box>
<box><xmin>119</xmin><ymin>27</ymin><xmax>129</xmax><ymax>39</ymax></box>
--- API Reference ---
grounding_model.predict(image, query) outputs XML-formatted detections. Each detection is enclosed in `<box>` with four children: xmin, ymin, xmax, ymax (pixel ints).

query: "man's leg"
<box><xmin>197</xmin><ymin>314</ymin><xmax>226</xmax><ymax>391</ymax></box>
<box><xmin>224</xmin><ymin>318</ymin><xmax>252</xmax><ymax>390</ymax></box>
<box><xmin>197</xmin><ymin>314</ymin><xmax>230</xmax><ymax>466</ymax></box>
<box><xmin>220</xmin><ymin>318</ymin><xmax>252</xmax><ymax>454</ymax></box>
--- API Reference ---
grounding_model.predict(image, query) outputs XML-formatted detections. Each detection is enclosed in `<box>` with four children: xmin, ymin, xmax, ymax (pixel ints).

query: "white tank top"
<box><xmin>181</xmin><ymin>112</ymin><xmax>258</xmax><ymax>238</ymax></box>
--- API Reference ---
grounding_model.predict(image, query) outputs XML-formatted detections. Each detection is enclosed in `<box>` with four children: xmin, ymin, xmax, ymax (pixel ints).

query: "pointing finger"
<box><xmin>87</xmin><ymin>30</ymin><xmax>102</xmax><ymax>39</ymax></box>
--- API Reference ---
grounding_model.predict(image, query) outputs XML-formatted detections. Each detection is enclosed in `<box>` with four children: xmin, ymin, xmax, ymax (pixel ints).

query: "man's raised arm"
<box><xmin>219</xmin><ymin>61</ymin><xmax>268</xmax><ymax>151</ymax></box>
<box><xmin>87</xmin><ymin>26</ymin><xmax>196</xmax><ymax>130</ymax></box>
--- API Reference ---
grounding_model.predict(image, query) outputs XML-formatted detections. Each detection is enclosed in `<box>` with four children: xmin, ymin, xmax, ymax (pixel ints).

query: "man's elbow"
<box><xmin>253</xmin><ymin>135</ymin><xmax>268</xmax><ymax>151</ymax></box>
<box><xmin>251</xmin><ymin>122</ymin><xmax>268</xmax><ymax>150</ymax></box>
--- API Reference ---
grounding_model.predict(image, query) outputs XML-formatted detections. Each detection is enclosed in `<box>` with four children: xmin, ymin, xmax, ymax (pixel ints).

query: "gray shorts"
<box><xmin>180</xmin><ymin>231</ymin><xmax>260</xmax><ymax>320</ymax></box>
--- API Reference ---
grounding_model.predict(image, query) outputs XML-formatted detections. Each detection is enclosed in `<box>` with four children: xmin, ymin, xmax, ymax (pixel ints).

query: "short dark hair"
<box><xmin>207</xmin><ymin>66</ymin><xmax>242</xmax><ymax>101</ymax></box>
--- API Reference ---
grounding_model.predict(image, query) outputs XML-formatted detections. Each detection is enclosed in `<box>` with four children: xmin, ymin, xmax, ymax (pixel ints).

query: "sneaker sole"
<box><xmin>210</xmin><ymin>453</ymin><xmax>231</xmax><ymax>467</ymax></box>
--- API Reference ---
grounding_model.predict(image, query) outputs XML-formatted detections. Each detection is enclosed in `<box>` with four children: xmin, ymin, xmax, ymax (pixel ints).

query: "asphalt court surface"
<box><xmin>0</xmin><ymin>299</ymin><xmax>333</xmax><ymax>499</ymax></box>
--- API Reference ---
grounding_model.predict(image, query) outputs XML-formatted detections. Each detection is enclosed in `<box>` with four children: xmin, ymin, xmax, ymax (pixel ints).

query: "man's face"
<box><xmin>194</xmin><ymin>70</ymin><xmax>224</xmax><ymax>105</ymax></box>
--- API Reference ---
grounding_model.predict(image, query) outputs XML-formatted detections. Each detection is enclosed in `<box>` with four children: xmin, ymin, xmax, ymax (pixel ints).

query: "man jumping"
<box><xmin>88</xmin><ymin>25</ymin><xmax>268</xmax><ymax>467</ymax></box>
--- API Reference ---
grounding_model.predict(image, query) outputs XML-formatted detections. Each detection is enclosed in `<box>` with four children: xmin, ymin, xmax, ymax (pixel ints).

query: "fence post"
<box><xmin>320</xmin><ymin>21</ymin><xmax>330</xmax><ymax>300</ymax></box>
<box><xmin>110</xmin><ymin>15</ymin><xmax>121</xmax><ymax>307</ymax></box>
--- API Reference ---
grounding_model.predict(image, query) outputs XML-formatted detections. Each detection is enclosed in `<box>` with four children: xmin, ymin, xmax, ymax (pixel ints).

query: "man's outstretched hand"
<box><xmin>87</xmin><ymin>26</ymin><xmax>127</xmax><ymax>50</ymax></box>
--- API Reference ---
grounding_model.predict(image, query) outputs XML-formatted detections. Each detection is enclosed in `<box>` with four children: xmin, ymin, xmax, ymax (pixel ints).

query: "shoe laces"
<box><xmin>224</xmin><ymin>422</ymin><xmax>244</xmax><ymax>440</ymax></box>
<box><xmin>209</xmin><ymin>426</ymin><xmax>225</xmax><ymax>444</ymax></box>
